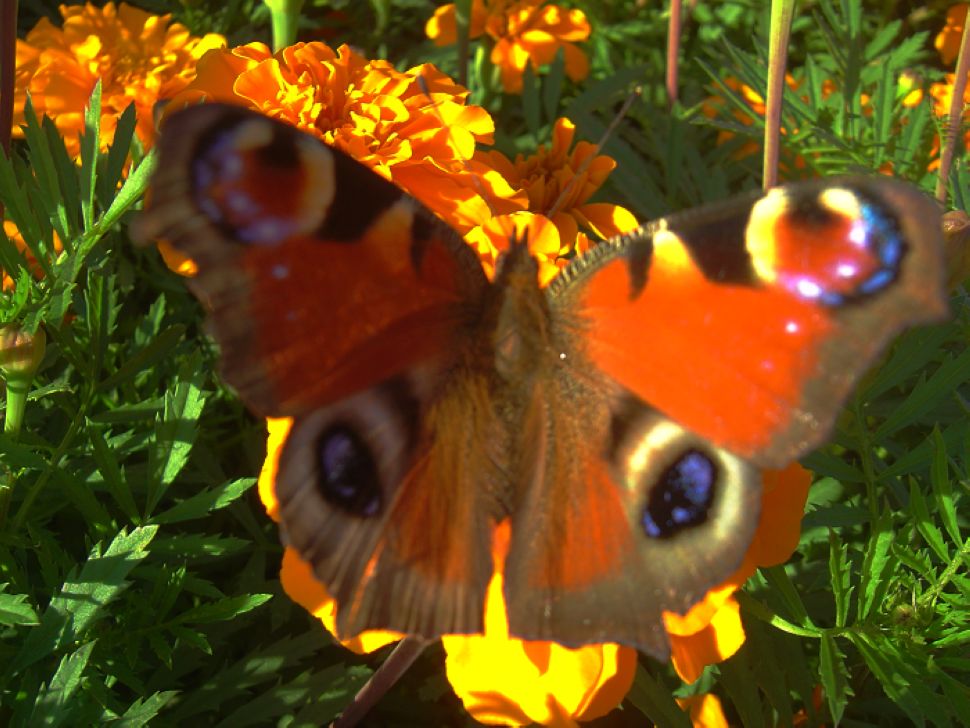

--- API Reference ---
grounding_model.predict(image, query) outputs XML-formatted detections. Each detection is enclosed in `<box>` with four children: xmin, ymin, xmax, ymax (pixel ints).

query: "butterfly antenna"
<box><xmin>546</xmin><ymin>86</ymin><xmax>642</xmax><ymax>223</ymax></box>
<box><xmin>330</xmin><ymin>637</ymin><xmax>430</xmax><ymax>728</ymax></box>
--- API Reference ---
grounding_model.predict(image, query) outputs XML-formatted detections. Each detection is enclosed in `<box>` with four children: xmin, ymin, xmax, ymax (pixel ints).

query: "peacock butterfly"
<box><xmin>134</xmin><ymin>103</ymin><xmax>947</xmax><ymax>659</ymax></box>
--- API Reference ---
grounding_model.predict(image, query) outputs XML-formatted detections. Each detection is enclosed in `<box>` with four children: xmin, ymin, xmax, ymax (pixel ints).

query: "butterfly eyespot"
<box><xmin>746</xmin><ymin>185</ymin><xmax>908</xmax><ymax>306</ymax></box>
<box><xmin>192</xmin><ymin>120</ymin><xmax>333</xmax><ymax>246</ymax></box>
<box><xmin>641</xmin><ymin>449</ymin><xmax>716</xmax><ymax>539</ymax></box>
<box><xmin>316</xmin><ymin>424</ymin><xmax>382</xmax><ymax>517</ymax></box>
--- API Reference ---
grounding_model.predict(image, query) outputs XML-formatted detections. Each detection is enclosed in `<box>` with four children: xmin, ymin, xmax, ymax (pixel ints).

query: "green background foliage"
<box><xmin>1</xmin><ymin>1</ymin><xmax>968</xmax><ymax>725</ymax></box>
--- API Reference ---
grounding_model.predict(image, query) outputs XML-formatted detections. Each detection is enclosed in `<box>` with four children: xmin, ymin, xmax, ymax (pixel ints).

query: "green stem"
<box><xmin>266</xmin><ymin>0</ymin><xmax>303</xmax><ymax>51</ymax></box>
<box><xmin>3</xmin><ymin>377</ymin><xmax>28</xmax><ymax>436</ymax></box>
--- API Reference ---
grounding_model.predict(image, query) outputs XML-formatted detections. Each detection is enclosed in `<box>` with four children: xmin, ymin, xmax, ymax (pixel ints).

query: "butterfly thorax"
<box><xmin>488</xmin><ymin>244</ymin><xmax>556</xmax><ymax>387</ymax></box>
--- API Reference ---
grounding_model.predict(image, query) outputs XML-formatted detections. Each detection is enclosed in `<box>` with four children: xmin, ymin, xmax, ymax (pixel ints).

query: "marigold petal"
<box><xmin>280</xmin><ymin>548</ymin><xmax>402</xmax><ymax>654</ymax></box>
<box><xmin>746</xmin><ymin>463</ymin><xmax>812</xmax><ymax>567</ymax></box>
<box><xmin>574</xmin><ymin>202</ymin><xmax>639</xmax><ymax>239</ymax></box>
<box><xmin>669</xmin><ymin>596</ymin><xmax>745</xmax><ymax>684</ymax></box>
<box><xmin>257</xmin><ymin>417</ymin><xmax>293</xmax><ymax>520</ymax></box>
<box><xmin>443</xmin><ymin>524</ymin><xmax>634</xmax><ymax>726</ymax></box>
<box><xmin>676</xmin><ymin>693</ymin><xmax>730</xmax><ymax>728</ymax></box>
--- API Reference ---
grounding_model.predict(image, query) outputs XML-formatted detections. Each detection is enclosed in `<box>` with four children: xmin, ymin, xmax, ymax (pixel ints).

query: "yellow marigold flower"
<box><xmin>426</xmin><ymin>0</ymin><xmax>591</xmax><ymax>94</ymax></box>
<box><xmin>1</xmin><ymin>220</ymin><xmax>63</xmax><ymax>292</ymax></box>
<box><xmin>165</xmin><ymin>42</ymin><xmax>520</xmax><ymax>234</ymax></box>
<box><xmin>13</xmin><ymin>2</ymin><xmax>225</xmax><ymax>158</ymax></box>
<box><xmin>936</xmin><ymin>4</ymin><xmax>968</xmax><ymax>66</ymax></box>
<box><xmin>478</xmin><ymin>118</ymin><xmax>639</xmax><ymax>250</ymax></box>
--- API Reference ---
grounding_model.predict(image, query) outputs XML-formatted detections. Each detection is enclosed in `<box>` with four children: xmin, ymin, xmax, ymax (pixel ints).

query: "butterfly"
<box><xmin>135</xmin><ymin>103</ymin><xmax>947</xmax><ymax>659</ymax></box>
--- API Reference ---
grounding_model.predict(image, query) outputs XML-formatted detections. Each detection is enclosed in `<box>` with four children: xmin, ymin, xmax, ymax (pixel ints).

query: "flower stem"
<box><xmin>264</xmin><ymin>0</ymin><xmax>303</xmax><ymax>51</ymax></box>
<box><xmin>331</xmin><ymin>637</ymin><xmax>429</xmax><ymax>727</ymax></box>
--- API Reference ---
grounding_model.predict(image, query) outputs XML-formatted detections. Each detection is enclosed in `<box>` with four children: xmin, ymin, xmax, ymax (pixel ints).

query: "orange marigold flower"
<box><xmin>165</xmin><ymin>42</ymin><xmax>520</xmax><ymax>236</ymax></box>
<box><xmin>936</xmin><ymin>4</ymin><xmax>968</xmax><ymax>66</ymax></box>
<box><xmin>13</xmin><ymin>2</ymin><xmax>225</xmax><ymax>158</ymax></box>
<box><xmin>1</xmin><ymin>220</ymin><xmax>63</xmax><ymax>292</ymax></box>
<box><xmin>427</xmin><ymin>0</ymin><xmax>591</xmax><ymax>94</ymax></box>
<box><xmin>478</xmin><ymin>118</ymin><xmax>639</xmax><ymax>250</ymax></box>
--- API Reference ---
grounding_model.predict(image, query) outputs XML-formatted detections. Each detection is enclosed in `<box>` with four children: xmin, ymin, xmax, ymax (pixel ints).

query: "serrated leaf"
<box><xmin>874</xmin><ymin>347</ymin><xmax>970</xmax><ymax>440</ymax></box>
<box><xmin>849</xmin><ymin>632</ymin><xmax>950</xmax><ymax>725</ymax></box>
<box><xmin>149</xmin><ymin>534</ymin><xmax>250</xmax><ymax>559</ymax></box>
<box><xmin>929</xmin><ymin>429</ymin><xmax>961</xmax><ymax>546</ymax></box>
<box><xmin>152</xmin><ymin>478</ymin><xmax>255</xmax><ymax>524</ymax></box>
<box><xmin>828</xmin><ymin>530</ymin><xmax>852</xmax><ymax>627</ymax></box>
<box><xmin>11</xmin><ymin>526</ymin><xmax>157</xmax><ymax>673</ymax></box>
<box><xmin>909</xmin><ymin>480</ymin><xmax>949</xmax><ymax>563</ymax></box>
<box><xmin>170</xmin><ymin>624</ymin><xmax>213</xmax><ymax>655</ymax></box>
<box><xmin>176</xmin><ymin>594</ymin><xmax>272</xmax><ymax>625</ymax></box>
<box><xmin>858</xmin><ymin>507</ymin><xmax>895</xmax><ymax>620</ymax></box>
<box><xmin>79</xmin><ymin>82</ymin><xmax>102</xmax><ymax>229</ymax></box>
<box><xmin>29</xmin><ymin>640</ymin><xmax>96</xmax><ymax>727</ymax></box>
<box><xmin>146</xmin><ymin>351</ymin><xmax>207</xmax><ymax>514</ymax></box>
<box><xmin>98</xmin><ymin>147</ymin><xmax>156</xmax><ymax>236</ymax></box>
<box><xmin>819</xmin><ymin>632</ymin><xmax>850</xmax><ymax>726</ymax></box>
<box><xmin>113</xmin><ymin>691</ymin><xmax>178</xmax><ymax>727</ymax></box>
<box><xmin>0</xmin><ymin>589</ymin><xmax>40</xmax><ymax>626</ymax></box>
<box><xmin>96</xmin><ymin>323</ymin><xmax>185</xmax><ymax>392</ymax></box>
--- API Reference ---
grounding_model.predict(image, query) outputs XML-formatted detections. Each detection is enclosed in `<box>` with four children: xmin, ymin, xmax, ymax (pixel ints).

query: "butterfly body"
<box><xmin>136</xmin><ymin>103</ymin><xmax>947</xmax><ymax>658</ymax></box>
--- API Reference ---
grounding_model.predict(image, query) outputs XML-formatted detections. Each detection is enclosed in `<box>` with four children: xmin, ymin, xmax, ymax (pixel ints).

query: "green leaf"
<box><xmin>99</xmin><ymin>148</ymin><xmax>156</xmax><ymax>236</ymax></box>
<box><xmin>858</xmin><ymin>507</ymin><xmax>896</xmax><ymax>620</ymax></box>
<box><xmin>145</xmin><ymin>351</ymin><xmax>207</xmax><ymax>514</ymax></box>
<box><xmin>175</xmin><ymin>593</ymin><xmax>272</xmax><ymax>625</ymax></box>
<box><xmin>98</xmin><ymin>102</ymin><xmax>138</xmax><ymax>208</ymax></box>
<box><xmin>11</xmin><ymin>526</ymin><xmax>157</xmax><ymax>674</ymax></box>
<box><xmin>874</xmin><ymin>347</ymin><xmax>970</xmax><ymax>440</ymax></box>
<box><xmin>625</xmin><ymin>665</ymin><xmax>690</xmax><ymax>727</ymax></box>
<box><xmin>29</xmin><ymin>640</ymin><xmax>97</xmax><ymax>727</ymax></box>
<box><xmin>819</xmin><ymin>632</ymin><xmax>850</xmax><ymax>726</ymax></box>
<box><xmin>0</xmin><ymin>588</ymin><xmax>40</xmax><ymax>626</ymax></box>
<box><xmin>87</xmin><ymin>423</ymin><xmax>139</xmax><ymax>522</ymax></box>
<box><xmin>96</xmin><ymin>323</ymin><xmax>185</xmax><ymax>392</ymax></box>
<box><xmin>152</xmin><ymin>478</ymin><xmax>255</xmax><ymax>524</ymax></box>
<box><xmin>79</xmin><ymin>82</ymin><xmax>102</xmax><ymax>230</ymax></box>
<box><xmin>828</xmin><ymin>530</ymin><xmax>852</xmax><ymax>628</ymax></box>
<box><xmin>849</xmin><ymin>632</ymin><xmax>951</xmax><ymax>725</ymax></box>
<box><xmin>929</xmin><ymin>429</ymin><xmax>961</xmax><ymax>546</ymax></box>
<box><xmin>909</xmin><ymin>479</ymin><xmax>949</xmax><ymax>563</ymax></box>
<box><xmin>113</xmin><ymin>692</ymin><xmax>178</xmax><ymax>727</ymax></box>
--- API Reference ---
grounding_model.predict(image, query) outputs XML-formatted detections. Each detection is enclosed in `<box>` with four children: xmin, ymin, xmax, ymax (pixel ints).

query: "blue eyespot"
<box><xmin>316</xmin><ymin>426</ymin><xmax>382</xmax><ymax>517</ymax></box>
<box><xmin>641</xmin><ymin>450</ymin><xmax>716</xmax><ymax>539</ymax></box>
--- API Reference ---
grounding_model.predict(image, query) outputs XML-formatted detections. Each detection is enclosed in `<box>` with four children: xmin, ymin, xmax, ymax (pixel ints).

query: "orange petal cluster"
<box><xmin>13</xmin><ymin>2</ymin><xmax>225</xmax><ymax>157</ymax></box>
<box><xmin>426</xmin><ymin>0</ymin><xmax>590</xmax><ymax>94</ymax></box>
<box><xmin>479</xmin><ymin>118</ymin><xmax>639</xmax><ymax>245</ymax></box>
